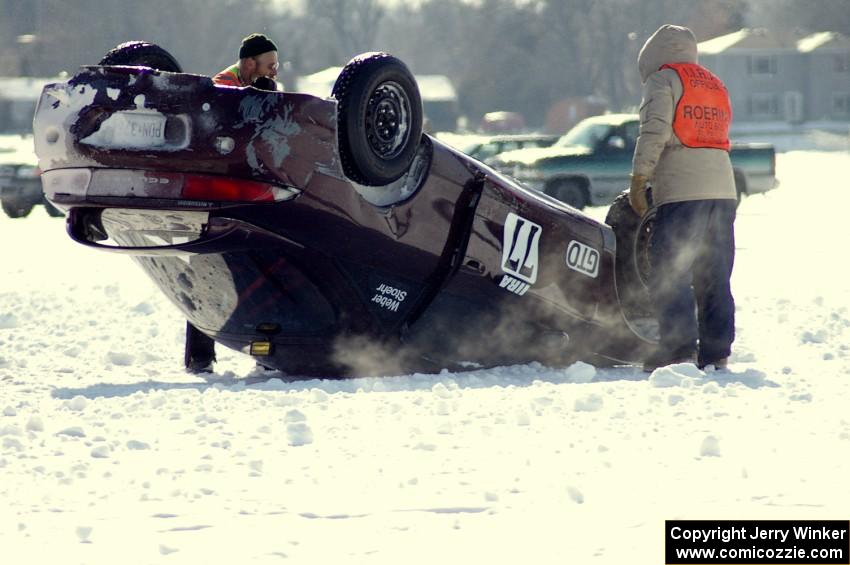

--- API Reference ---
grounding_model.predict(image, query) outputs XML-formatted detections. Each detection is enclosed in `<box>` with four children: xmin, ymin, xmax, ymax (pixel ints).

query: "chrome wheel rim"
<box><xmin>365</xmin><ymin>81</ymin><xmax>410</xmax><ymax>160</ymax></box>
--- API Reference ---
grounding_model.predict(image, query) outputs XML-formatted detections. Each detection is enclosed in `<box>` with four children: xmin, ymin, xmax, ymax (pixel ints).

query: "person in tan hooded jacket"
<box><xmin>628</xmin><ymin>24</ymin><xmax>737</xmax><ymax>372</ymax></box>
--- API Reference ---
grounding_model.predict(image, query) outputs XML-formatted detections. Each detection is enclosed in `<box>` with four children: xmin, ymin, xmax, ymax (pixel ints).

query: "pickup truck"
<box><xmin>0</xmin><ymin>134</ymin><xmax>62</xmax><ymax>218</ymax></box>
<box><xmin>490</xmin><ymin>113</ymin><xmax>777</xmax><ymax>210</ymax></box>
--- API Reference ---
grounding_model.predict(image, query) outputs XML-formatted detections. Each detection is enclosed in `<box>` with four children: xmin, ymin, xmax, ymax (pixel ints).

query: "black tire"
<box><xmin>99</xmin><ymin>41</ymin><xmax>182</xmax><ymax>72</ymax></box>
<box><xmin>547</xmin><ymin>179</ymin><xmax>588</xmax><ymax>210</ymax></box>
<box><xmin>2</xmin><ymin>199</ymin><xmax>33</xmax><ymax>219</ymax></box>
<box><xmin>332</xmin><ymin>52</ymin><xmax>423</xmax><ymax>186</ymax></box>
<box><xmin>604</xmin><ymin>192</ymin><xmax>654</xmax><ymax>317</ymax></box>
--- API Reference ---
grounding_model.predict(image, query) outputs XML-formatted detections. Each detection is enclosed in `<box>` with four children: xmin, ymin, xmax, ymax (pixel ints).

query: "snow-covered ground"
<box><xmin>1</xmin><ymin>149</ymin><xmax>849</xmax><ymax>564</ymax></box>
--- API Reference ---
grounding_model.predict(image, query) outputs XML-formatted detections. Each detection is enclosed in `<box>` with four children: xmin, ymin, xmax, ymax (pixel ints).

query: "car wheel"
<box><xmin>99</xmin><ymin>41</ymin><xmax>182</xmax><ymax>72</ymax></box>
<box><xmin>548</xmin><ymin>179</ymin><xmax>588</xmax><ymax>210</ymax></box>
<box><xmin>332</xmin><ymin>52</ymin><xmax>423</xmax><ymax>186</ymax></box>
<box><xmin>1</xmin><ymin>199</ymin><xmax>33</xmax><ymax>218</ymax></box>
<box><xmin>604</xmin><ymin>192</ymin><xmax>653</xmax><ymax>318</ymax></box>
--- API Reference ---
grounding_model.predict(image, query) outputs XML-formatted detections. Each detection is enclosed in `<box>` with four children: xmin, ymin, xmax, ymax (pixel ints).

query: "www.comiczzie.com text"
<box><xmin>666</xmin><ymin>520</ymin><xmax>849</xmax><ymax>564</ymax></box>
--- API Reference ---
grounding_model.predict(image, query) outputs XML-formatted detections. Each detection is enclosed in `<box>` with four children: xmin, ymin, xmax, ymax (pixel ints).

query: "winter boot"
<box><xmin>698</xmin><ymin>357</ymin><xmax>728</xmax><ymax>371</ymax></box>
<box><xmin>184</xmin><ymin>322</ymin><xmax>216</xmax><ymax>374</ymax></box>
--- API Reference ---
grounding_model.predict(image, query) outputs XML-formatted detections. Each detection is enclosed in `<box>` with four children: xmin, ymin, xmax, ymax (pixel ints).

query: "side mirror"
<box><xmin>606</xmin><ymin>136</ymin><xmax>626</xmax><ymax>150</ymax></box>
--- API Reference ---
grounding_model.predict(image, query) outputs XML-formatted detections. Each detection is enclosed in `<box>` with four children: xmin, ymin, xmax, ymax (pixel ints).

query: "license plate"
<box><xmin>82</xmin><ymin>111</ymin><xmax>167</xmax><ymax>149</ymax></box>
<box><xmin>112</xmin><ymin>112</ymin><xmax>166</xmax><ymax>147</ymax></box>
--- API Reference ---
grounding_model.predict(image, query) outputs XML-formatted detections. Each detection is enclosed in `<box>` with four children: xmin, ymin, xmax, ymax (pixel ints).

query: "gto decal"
<box><xmin>565</xmin><ymin>240</ymin><xmax>599</xmax><ymax>278</ymax></box>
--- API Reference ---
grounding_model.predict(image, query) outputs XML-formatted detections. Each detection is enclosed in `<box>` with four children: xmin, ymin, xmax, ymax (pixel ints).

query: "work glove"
<box><xmin>628</xmin><ymin>173</ymin><xmax>649</xmax><ymax>217</ymax></box>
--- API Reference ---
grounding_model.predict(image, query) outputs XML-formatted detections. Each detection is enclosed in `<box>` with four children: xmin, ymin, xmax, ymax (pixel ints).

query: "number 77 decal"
<box><xmin>502</xmin><ymin>212</ymin><xmax>542</xmax><ymax>284</ymax></box>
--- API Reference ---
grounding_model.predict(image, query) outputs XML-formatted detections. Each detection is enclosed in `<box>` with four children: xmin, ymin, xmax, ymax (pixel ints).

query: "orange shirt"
<box><xmin>212</xmin><ymin>64</ymin><xmax>245</xmax><ymax>87</ymax></box>
<box><xmin>661</xmin><ymin>62</ymin><xmax>732</xmax><ymax>151</ymax></box>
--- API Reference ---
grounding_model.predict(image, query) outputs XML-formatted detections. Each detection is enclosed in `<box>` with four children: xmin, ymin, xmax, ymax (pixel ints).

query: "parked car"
<box><xmin>459</xmin><ymin>133</ymin><xmax>559</xmax><ymax>162</ymax></box>
<box><xmin>33</xmin><ymin>42</ymin><xmax>658</xmax><ymax>376</ymax></box>
<box><xmin>491</xmin><ymin>113</ymin><xmax>778</xmax><ymax>209</ymax></box>
<box><xmin>0</xmin><ymin>134</ymin><xmax>62</xmax><ymax>218</ymax></box>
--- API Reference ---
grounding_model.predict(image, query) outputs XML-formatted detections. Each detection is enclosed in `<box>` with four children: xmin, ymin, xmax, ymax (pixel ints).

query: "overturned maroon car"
<box><xmin>33</xmin><ymin>42</ymin><xmax>655</xmax><ymax>376</ymax></box>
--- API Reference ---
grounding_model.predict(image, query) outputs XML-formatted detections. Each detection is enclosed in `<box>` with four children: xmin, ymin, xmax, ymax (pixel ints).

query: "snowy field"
<box><xmin>1</xmin><ymin>149</ymin><xmax>850</xmax><ymax>564</ymax></box>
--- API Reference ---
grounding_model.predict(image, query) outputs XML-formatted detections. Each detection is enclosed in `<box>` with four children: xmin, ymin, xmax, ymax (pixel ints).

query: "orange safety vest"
<box><xmin>660</xmin><ymin>62</ymin><xmax>732</xmax><ymax>151</ymax></box>
<box><xmin>212</xmin><ymin>63</ymin><xmax>245</xmax><ymax>87</ymax></box>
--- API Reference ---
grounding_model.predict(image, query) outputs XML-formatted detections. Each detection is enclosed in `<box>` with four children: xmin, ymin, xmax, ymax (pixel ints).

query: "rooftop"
<box><xmin>797</xmin><ymin>31</ymin><xmax>850</xmax><ymax>53</ymax></box>
<box><xmin>699</xmin><ymin>28</ymin><xmax>850</xmax><ymax>55</ymax></box>
<box><xmin>698</xmin><ymin>28</ymin><xmax>792</xmax><ymax>54</ymax></box>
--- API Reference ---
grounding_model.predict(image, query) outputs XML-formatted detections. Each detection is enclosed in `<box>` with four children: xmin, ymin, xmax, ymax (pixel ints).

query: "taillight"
<box><xmin>41</xmin><ymin>168</ymin><xmax>300</xmax><ymax>204</ymax></box>
<box><xmin>182</xmin><ymin>175</ymin><xmax>277</xmax><ymax>202</ymax></box>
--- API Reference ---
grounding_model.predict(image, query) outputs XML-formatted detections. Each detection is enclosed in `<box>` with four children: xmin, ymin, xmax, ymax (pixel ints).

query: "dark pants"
<box><xmin>185</xmin><ymin>321</ymin><xmax>216</xmax><ymax>367</ymax></box>
<box><xmin>649</xmin><ymin>199</ymin><xmax>736</xmax><ymax>365</ymax></box>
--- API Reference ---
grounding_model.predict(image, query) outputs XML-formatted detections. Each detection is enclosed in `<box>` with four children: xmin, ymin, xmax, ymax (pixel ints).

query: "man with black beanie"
<box><xmin>213</xmin><ymin>33</ymin><xmax>281</xmax><ymax>90</ymax></box>
<box><xmin>184</xmin><ymin>34</ymin><xmax>281</xmax><ymax>372</ymax></box>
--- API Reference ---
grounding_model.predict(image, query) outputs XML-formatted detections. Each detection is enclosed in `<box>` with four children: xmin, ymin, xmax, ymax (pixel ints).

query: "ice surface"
<box><xmin>1</xmin><ymin>151</ymin><xmax>849</xmax><ymax>563</ymax></box>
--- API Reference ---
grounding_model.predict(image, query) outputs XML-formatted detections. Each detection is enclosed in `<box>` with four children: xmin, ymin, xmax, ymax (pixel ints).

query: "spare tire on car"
<box><xmin>332</xmin><ymin>52</ymin><xmax>423</xmax><ymax>186</ymax></box>
<box><xmin>605</xmin><ymin>192</ymin><xmax>655</xmax><ymax>321</ymax></box>
<box><xmin>99</xmin><ymin>41</ymin><xmax>182</xmax><ymax>73</ymax></box>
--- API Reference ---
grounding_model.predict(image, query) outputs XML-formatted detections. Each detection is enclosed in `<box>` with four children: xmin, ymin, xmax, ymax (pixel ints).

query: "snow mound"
<box><xmin>700</xmin><ymin>435</ymin><xmax>721</xmax><ymax>457</ymax></box>
<box><xmin>567</xmin><ymin>486</ymin><xmax>585</xmax><ymax>504</ymax></box>
<box><xmin>126</xmin><ymin>440</ymin><xmax>150</xmax><ymax>450</ymax></box>
<box><xmin>65</xmin><ymin>396</ymin><xmax>87</xmax><ymax>412</ymax></box>
<box><xmin>0</xmin><ymin>314</ymin><xmax>19</xmax><ymax>329</ymax></box>
<box><xmin>76</xmin><ymin>526</ymin><xmax>92</xmax><ymax>543</ymax></box>
<box><xmin>563</xmin><ymin>361</ymin><xmax>596</xmax><ymax>383</ymax></box>
<box><xmin>648</xmin><ymin>363</ymin><xmax>703</xmax><ymax>387</ymax></box>
<box><xmin>57</xmin><ymin>426</ymin><xmax>85</xmax><ymax>438</ymax></box>
<box><xmin>131</xmin><ymin>302</ymin><xmax>155</xmax><ymax>315</ymax></box>
<box><xmin>286</xmin><ymin>422</ymin><xmax>314</xmax><ymax>446</ymax></box>
<box><xmin>284</xmin><ymin>409</ymin><xmax>306</xmax><ymax>423</ymax></box>
<box><xmin>26</xmin><ymin>416</ymin><xmax>44</xmax><ymax>432</ymax></box>
<box><xmin>574</xmin><ymin>393</ymin><xmax>604</xmax><ymax>412</ymax></box>
<box><xmin>106</xmin><ymin>351</ymin><xmax>135</xmax><ymax>366</ymax></box>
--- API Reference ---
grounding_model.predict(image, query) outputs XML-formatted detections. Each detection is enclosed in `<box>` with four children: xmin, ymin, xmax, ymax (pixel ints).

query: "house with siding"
<box><xmin>697</xmin><ymin>28</ymin><xmax>850</xmax><ymax>125</ymax></box>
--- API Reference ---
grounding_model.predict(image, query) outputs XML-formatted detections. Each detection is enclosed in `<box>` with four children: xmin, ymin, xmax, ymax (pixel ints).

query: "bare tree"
<box><xmin>2</xmin><ymin>0</ymin><xmax>767</xmax><ymax>130</ymax></box>
<box><xmin>747</xmin><ymin>0</ymin><xmax>850</xmax><ymax>36</ymax></box>
<box><xmin>305</xmin><ymin>0</ymin><xmax>386</xmax><ymax>62</ymax></box>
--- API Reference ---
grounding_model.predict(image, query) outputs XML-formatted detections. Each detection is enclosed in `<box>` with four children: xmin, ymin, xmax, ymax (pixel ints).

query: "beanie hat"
<box><xmin>239</xmin><ymin>33</ymin><xmax>278</xmax><ymax>59</ymax></box>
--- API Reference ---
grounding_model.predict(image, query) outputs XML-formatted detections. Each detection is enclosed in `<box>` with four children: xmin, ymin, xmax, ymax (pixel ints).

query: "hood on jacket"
<box><xmin>637</xmin><ymin>24</ymin><xmax>698</xmax><ymax>83</ymax></box>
